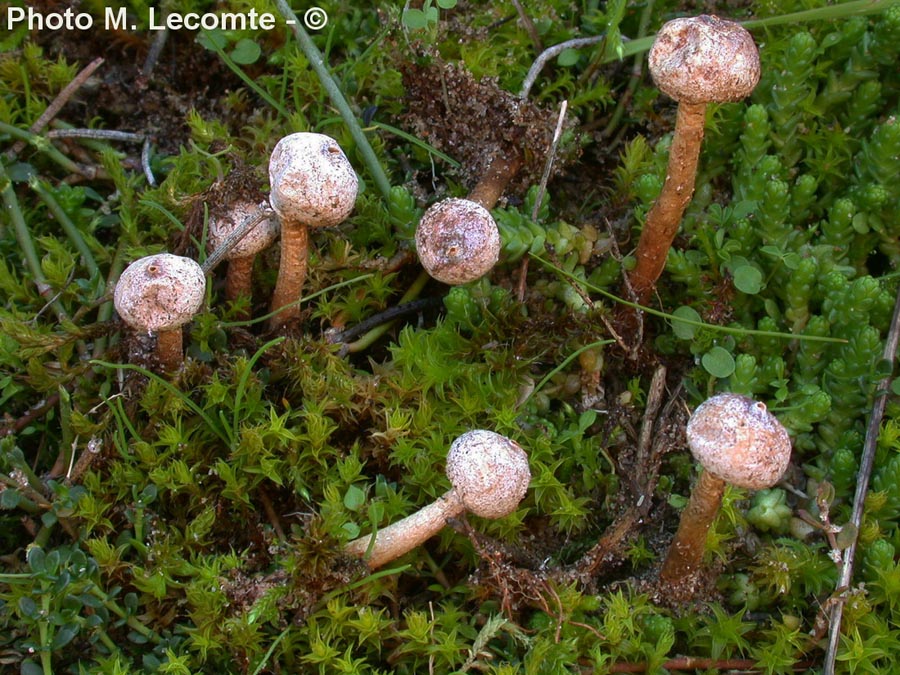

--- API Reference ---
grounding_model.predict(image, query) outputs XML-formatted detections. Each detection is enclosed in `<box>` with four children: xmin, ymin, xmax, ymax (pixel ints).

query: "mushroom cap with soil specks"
<box><xmin>268</xmin><ymin>132</ymin><xmax>358</xmax><ymax>227</ymax></box>
<box><xmin>415</xmin><ymin>198</ymin><xmax>501</xmax><ymax>285</ymax></box>
<box><xmin>207</xmin><ymin>199</ymin><xmax>279</xmax><ymax>259</ymax></box>
<box><xmin>445</xmin><ymin>429</ymin><xmax>531</xmax><ymax>518</ymax></box>
<box><xmin>114</xmin><ymin>254</ymin><xmax>206</xmax><ymax>333</ymax></box>
<box><xmin>686</xmin><ymin>393</ymin><xmax>791</xmax><ymax>490</ymax></box>
<box><xmin>649</xmin><ymin>15</ymin><xmax>760</xmax><ymax>105</ymax></box>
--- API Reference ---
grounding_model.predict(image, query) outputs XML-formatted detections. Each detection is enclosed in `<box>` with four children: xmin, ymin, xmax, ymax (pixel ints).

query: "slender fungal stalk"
<box><xmin>658</xmin><ymin>469</ymin><xmax>725</xmax><ymax>583</ymax></box>
<box><xmin>269</xmin><ymin>222</ymin><xmax>309</xmax><ymax>328</ymax></box>
<box><xmin>345</xmin><ymin>491</ymin><xmax>464</xmax><ymax>569</ymax></box>
<box><xmin>155</xmin><ymin>328</ymin><xmax>184</xmax><ymax>374</ymax></box>
<box><xmin>628</xmin><ymin>101</ymin><xmax>705</xmax><ymax>303</ymax></box>
<box><xmin>468</xmin><ymin>153</ymin><xmax>523</xmax><ymax>210</ymax></box>
<box><xmin>226</xmin><ymin>256</ymin><xmax>255</xmax><ymax>306</ymax></box>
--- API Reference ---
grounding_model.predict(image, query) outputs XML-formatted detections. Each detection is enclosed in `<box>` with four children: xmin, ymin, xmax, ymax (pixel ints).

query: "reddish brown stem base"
<box><xmin>658</xmin><ymin>468</ymin><xmax>725</xmax><ymax>587</ymax></box>
<box><xmin>268</xmin><ymin>224</ymin><xmax>308</xmax><ymax>330</ymax></box>
<box><xmin>225</xmin><ymin>255</ymin><xmax>254</xmax><ymax>320</ymax></box>
<box><xmin>155</xmin><ymin>328</ymin><xmax>184</xmax><ymax>374</ymax></box>
<box><xmin>628</xmin><ymin>101</ymin><xmax>706</xmax><ymax>304</ymax></box>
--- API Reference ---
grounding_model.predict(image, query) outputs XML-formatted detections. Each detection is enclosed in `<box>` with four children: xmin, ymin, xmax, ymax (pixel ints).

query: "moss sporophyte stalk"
<box><xmin>3</xmin><ymin>1</ymin><xmax>900</xmax><ymax>673</ymax></box>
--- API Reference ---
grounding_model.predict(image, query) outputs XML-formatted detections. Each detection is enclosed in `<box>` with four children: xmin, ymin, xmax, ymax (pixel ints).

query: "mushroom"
<box><xmin>267</xmin><ymin>132</ymin><xmax>358</xmax><ymax>329</ymax></box>
<box><xmin>206</xmin><ymin>199</ymin><xmax>279</xmax><ymax>316</ymax></box>
<box><xmin>415</xmin><ymin>198</ymin><xmax>501</xmax><ymax>285</ymax></box>
<box><xmin>113</xmin><ymin>253</ymin><xmax>207</xmax><ymax>373</ymax></box>
<box><xmin>659</xmin><ymin>393</ymin><xmax>791</xmax><ymax>588</ymax></box>
<box><xmin>415</xmin><ymin>153</ymin><xmax>521</xmax><ymax>285</ymax></box>
<box><xmin>629</xmin><ymin>15</ymin><xmax>760</xmax><ymax>303</ymax></box>
<box><xmin>345</xmin><ymin>429</ymin><xmax>531</xmax><ymax>569</ymax></box>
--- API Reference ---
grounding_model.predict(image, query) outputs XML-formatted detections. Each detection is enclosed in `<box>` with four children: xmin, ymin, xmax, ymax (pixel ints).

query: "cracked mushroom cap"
<box><xmin>415</xmin><ymin>198</ymin><xmax>501</xmax><ymax>285</ymax></box>
<box><xmin>268</xmin><ymin>132</ymin><xmax>359</xmax><ymax>227</ymax></box>
<box><xmin>114</xmin><ymin>254</ymin><xmax>206</xmax><ymax>333</ymax></box>
<box><xmin>649</xmin><ymin>15</ymin><xmax>760</xmax><ymax>105</ymax></box>
<box><xmin>686</xmin><ymin>393</ymin><xmax>791</xmax><ymax>490</ymax></box>
<box><xmin>445</xmin><ymin>430</ymin><xmax>531</xmax><ymax>519</ymax></box>
<box><xmin>207</xmin><ymin>199</ymin><xmax>279</xmax><ymax>259</ymax></box>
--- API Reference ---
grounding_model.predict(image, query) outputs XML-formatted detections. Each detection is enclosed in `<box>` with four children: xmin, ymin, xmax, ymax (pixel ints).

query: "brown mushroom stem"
<box><xmin>345</xmin><ymin>491</ymin><xmax>464</xmax><ymax>570</ymax></box>
<box><xmin>225</xmin><ymin>256</ymin><xmax>255</xmax><ymax>314</ymax></box>
<box><xmin>629</xmin><ymin>101</ymin><xmax>706</xmax><ymax>304</ymax></box>
<box><xmin>155</xmin><ymin>328</ymin><xmax>184</xmax><ymax>374</ymax></box>
<box><xmin>268</xmin><ymin>224</ymin><xmax>309</xmax><ymax>329</ymax></box>
<box><xmin>468</xmin><ymin>151</ymin><xmax>523</xmax><ymax>210</ymax></box>
<box><xmin>658</xmin><ymin>468</ymin><xmax>725</xmax><ymax>584</ymax></box>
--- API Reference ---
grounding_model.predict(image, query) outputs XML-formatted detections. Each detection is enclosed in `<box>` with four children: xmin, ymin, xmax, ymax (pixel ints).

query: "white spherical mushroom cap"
<box><xmin>114</xmin><ymin>254</ymin><xmax>206</xmax><ymax>333</ymax></box>
<box><xmin>415</xmin><ymin>198</ymin><xmax>501</xmax><ymax>285</ymax></box>
<box><xmin>686</xmin><ymin>393</ymin><xmax>791</xmax><ymax>489</ymax></box>
<box><xmin>268</xmin><ymin>132</ymin><xmax>359</xmax><ymax>227</ymax></box>
<box><xmin>207</xmin><ymin>199</ymin><xmax>279</xmax><ymax>259</ymax></box>
<box><xmin>649</xmin><ymin>15</ymin><xmax>760</xmax><ymax>105</ymax></box>
<box><xmin>445</xmin><ymin>430</ymin><xmax>530</xmax><ymax>519</ymax></box>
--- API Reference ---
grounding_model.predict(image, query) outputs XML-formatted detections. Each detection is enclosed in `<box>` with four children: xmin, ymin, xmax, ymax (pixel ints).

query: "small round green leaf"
<box><xmin>733</xmin><ymin>264</ymin><xmax>763</xmax><ymax>294</ymax></box>
<box><xmin>557</xmin><ymin>48</ymin><xmax>581</xmax><ymax>66</ymax></box>
<box><xmin>343</xmin><ymin>484</ymin><xmax>366</xmax><ymax>511</ymax></box>
<box><xmin>402</xmin><ymin>8</ymin><xmax>428</xmax><ymax>29</ymax></box>
<box><xmin>671</xmin><ymin>305</ymin><xmax>702</xmax><ymax>340</ymax></box>
<box><xmin>18</xmin><ymin>596</ymin><xmax>38</xmax><ymax>619</ymax></box>
<box><xmin>702</xmin><ymin>346</ymin><xmax>736</xmax><ymax>378</ymax></box>
<box><xmin>230</xmin><ymin>39</ymin><xmax>261</xmax><ymax>65</ymax></box>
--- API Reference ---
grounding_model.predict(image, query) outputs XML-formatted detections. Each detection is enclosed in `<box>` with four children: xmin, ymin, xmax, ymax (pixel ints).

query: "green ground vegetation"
<box><xmin>1</xmin><ymin>0</ymin><xmax>900</xmax><ymax>673</ymax></box>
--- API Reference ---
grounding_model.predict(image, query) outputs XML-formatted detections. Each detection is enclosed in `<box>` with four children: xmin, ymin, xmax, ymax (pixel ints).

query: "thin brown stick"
<box><xmin>6</xmin><ymin>57</ymin><xmax>104</xmax><ymax>160</ymax></box>
<box><xmin>823</xmin><ymin>279</ymin><xmax>900</xmax><ymax>674</ymax></box>
<box><xmin>0</xmin><ymin>392</ymin><xmax>62</xmax><ymax>438</ymax></box>
<box><xmin>608</xmin><ymin>656</ymin><xmax>814</xmax><ymax>673</ymax></box>
<box><xmin>258</xmin><ymin>488</ymin><xmax>286</xmax><ymax>540</ymax></box>
<box><xmin>510</xmin><ymin>0</ymin><xmax>542</xmax><ymax>53</ymax></box>
<box><xmin>268</xmin><ymin>224</ymin><xmax>309</xmax><ymax>329</ymax></box>
<box><xmin>628</xmin><ymin>101</ymin><xmax>706</xmax><ymax>304</ymax></box>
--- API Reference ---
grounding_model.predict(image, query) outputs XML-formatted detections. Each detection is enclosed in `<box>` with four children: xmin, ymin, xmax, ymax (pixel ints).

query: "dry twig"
<box><xmin>822</xmin><ymin>279</ymin><xmax>900</xmax><ymax>674</ymax></box>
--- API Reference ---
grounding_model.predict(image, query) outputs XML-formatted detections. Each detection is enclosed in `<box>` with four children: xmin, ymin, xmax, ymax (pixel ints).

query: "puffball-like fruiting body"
<box><xmin>415</xmin><ymin>198</ymin><xmax>501</xmax><ymax>285</ymax></box>
<box><xmin>649</xmin><ymin>15</ymin><xmax>760</xmax><ymax>105</ymax></box>
<box><xmin>207</xmin><ymin>199</ymin><xmax>279</xmax><ymax>260</ymax></box>
<box><xmin>686</xmin><ymin>393</ymin><xmax>791</xmax><ymax>489</ymax></box>
<box><xmin>268</xmin><ymin>132</ymin><xmax>359</xmax><ymax>227</ymax></box>
<box><xmin>114</xmin><ymin>253</ymin><xmax>206</xmax><ymax>333</ymax></box>
<box><xmin>445</xmin><ymin>430</ymin><xmax>531</xmax><ymax>519</ymax></box>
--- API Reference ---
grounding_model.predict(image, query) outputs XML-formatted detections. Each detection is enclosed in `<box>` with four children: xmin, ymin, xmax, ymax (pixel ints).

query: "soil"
<box><xmin>30</xmin><ymin>4</ymin><xmax>245</xmax><ymax>155</ymax></box>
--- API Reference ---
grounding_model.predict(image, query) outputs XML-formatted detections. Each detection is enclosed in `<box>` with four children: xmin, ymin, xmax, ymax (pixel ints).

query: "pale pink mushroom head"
<box><xmin>649</xmin><ymin>15</ymin><xmax>760</xmax><ymax>105</ymax></box>
<box><xmin>114</xmin><ymin>253</ymin><xmax>206</xmax><ymax>333</ymax></box>
<box><xmin>445</xmin><ymin>429</ymin><xmax>531</xmax><ymax>518</ymax></box>
<box><xmin>686</xmin><ymin>393</ymin><xmax>791</xmax><ymax>489</ymax></box>
<box><xmin>268</xmin><ymin>132</ymin><xmax>359</xmax><ymax>227</ymax></box>
<box><xmin>207</xmin><ymin>199</ymin><xmax>280</xmax><ymax>259</ymax></box>
<box><xmin>415</xmin><ymin>198</ymin><xmax>501</xmax><ymax>285</ymax></box>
